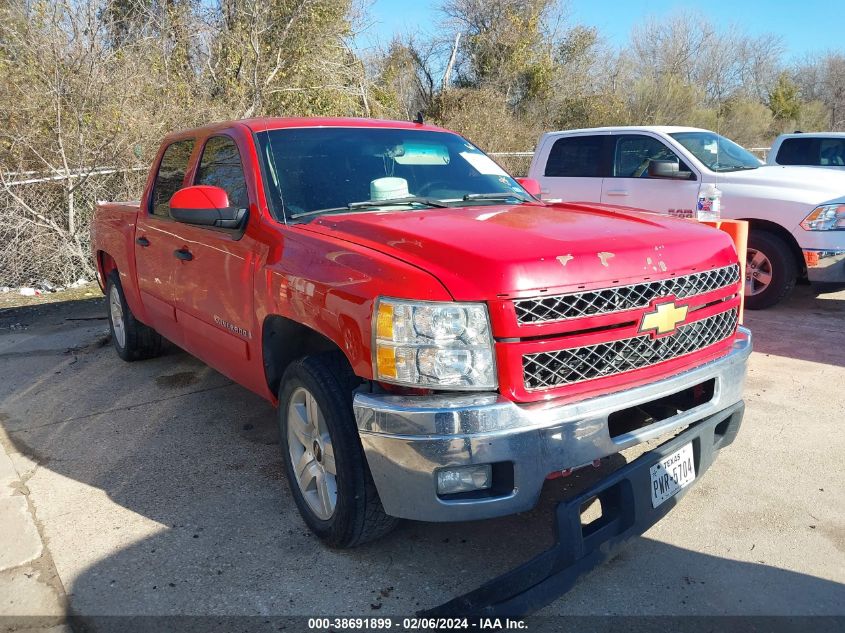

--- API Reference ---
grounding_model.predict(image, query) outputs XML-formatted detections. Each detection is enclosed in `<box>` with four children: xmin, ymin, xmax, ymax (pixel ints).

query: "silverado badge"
<box><xmin>639</xmin><ymin>301</ymin><xmax>688</xmax><ymax>336</ymax></box>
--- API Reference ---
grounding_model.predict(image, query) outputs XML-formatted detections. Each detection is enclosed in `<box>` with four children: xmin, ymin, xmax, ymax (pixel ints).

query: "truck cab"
<box><xmin>528</xmin><ymin>126</ymin><xmax>845</xmax><ymax>308</ymax></box>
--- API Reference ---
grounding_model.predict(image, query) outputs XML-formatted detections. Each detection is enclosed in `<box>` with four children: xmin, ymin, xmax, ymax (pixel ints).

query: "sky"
<box><xmin>358</xmin><ymin>0</ymin><xmax>843</xmax><ymax>60</ymax></box>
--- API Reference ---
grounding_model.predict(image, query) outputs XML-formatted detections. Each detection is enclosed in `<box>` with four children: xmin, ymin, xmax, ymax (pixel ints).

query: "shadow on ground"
<box><xmin>743</xmin><ymin>285</ymin><xmax>845</xmax><ymax>367</ymax></box>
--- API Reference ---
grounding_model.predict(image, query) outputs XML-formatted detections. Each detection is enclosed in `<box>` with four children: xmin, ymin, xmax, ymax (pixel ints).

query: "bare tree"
<box><xmin>630</xmin><ymin>11</ymin><xmax>784</xmax><ymax>107</ymax></box>
<box><xmin>440</xmin><ymin>0</ymin><xmax>564</xmax><ymax>107</ymax></box>
<box><xmin>794</xmin><ymin>53</ymin><xmax>845</xmax><ymax>129</ymax></box>
<box><xmin>212</xmin><ymin>0</ymin><xmax>372</xmax><ymax>118</ymax></box>
<box><xmin>0</xmin><ymin>0</ymin><xmax>160</xmax><ymax>284</ymax></box>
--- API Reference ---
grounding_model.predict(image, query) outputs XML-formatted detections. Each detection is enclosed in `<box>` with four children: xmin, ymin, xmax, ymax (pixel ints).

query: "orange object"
<box><xmin>700</xmin><ymin>219</ymin><xmax>748</xmax><ymax>322</ymax></box>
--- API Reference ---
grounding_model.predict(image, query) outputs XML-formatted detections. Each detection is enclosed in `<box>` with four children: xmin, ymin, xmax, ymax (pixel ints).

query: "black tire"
<box><xmin>278</xmin><ymin>352</ymin><xmax>398</xmax><ymax>548</ymax></box>
<box><xmin>106</xmin><ymin>270</ymin><xmax>162</xmax><ymax>361</ymax></box>
<box><xmin>744</xmin><ymin>230</ymin><xmax>797</xmax><ymax>310</ymax></box>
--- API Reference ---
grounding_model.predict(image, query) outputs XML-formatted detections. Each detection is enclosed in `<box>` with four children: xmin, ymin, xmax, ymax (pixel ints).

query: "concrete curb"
<box><xmin>0</xmin><ymin>427</ymin><xmax>68</xmax><ymax>624</ymax></box>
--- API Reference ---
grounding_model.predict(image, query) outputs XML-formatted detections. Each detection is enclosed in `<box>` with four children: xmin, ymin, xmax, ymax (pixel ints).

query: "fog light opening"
<box><xmin>436</xmin><ymin>464</ymin><xmax>492</xmax><ymax>495</ymax></box>
<box><xmin>580</xmin><ymin>495</ymin><xmax>603</xmax><ymax>531</ymax></box>
<box><xmin>714</xmin><ymin>417</ymin><xmax>731</xmax><ymax>443</ymax></box>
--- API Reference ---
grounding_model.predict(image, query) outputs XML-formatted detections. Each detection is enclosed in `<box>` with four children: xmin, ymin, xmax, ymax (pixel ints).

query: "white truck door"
<box><xmin>602</xmin><ymin>133</ymin><xmax>701</xmax><ymax>218</ymax></box>
<box><xmin>533</xmin><ymin>133</ymin><xmax>608</xmax><ymax>203</ymax></box>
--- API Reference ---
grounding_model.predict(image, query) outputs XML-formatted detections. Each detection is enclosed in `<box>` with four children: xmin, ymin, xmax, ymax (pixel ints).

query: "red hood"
<box><xmin>297</xmin><ymin>202</ymin><xmax>738</xmax><ymax>301</ymax></box>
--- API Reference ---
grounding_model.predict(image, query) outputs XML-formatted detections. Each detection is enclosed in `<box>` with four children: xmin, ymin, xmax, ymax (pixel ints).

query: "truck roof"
<box><xmin>774</xmin><ymin>131</ymin><xmax>845</xmax><ymax>139</ymax></box>
<box><xmin>542</xmin><ymin>125</ymin><xmax>710</xmax><ymax>136</ymax></box>
<box><xmin>165</xmin><ymin>117</ymin><xmax>450</xmax><ymax>140</ymax></box>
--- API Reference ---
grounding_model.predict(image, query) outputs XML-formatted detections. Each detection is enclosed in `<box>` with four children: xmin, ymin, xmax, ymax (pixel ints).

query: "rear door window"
<box><xmin>544</xmin><ymin>135</ymin><xmax>607</xmax><ymax>177</ymax></box>
<box><xmin>195</xmin><ymin>136</ymin><xmax>250</xmax><ymax>209</ymax></box>
<box><xmin>819</xmin><ymin>139</ymin><xmax>845</xmax><ymax>166</ymax></box>
<box><xmin>775</xmin><ymin>138</ymin><xmax>820</xmax><ymax>165</ymax></box>
<box><xmin>151</xmin><ymin>140</ymin><xmax>195</xmax><ymax>217</ymax></box>
<box><xmin>612</xmin><ymin>135</ymin><xmax>692</xmax><ymax>177</ymax></box>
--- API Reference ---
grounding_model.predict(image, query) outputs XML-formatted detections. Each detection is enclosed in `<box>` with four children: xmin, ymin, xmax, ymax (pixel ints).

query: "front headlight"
<box><xmin>373</xmin><ymin>298</ymin><xmax>497</xmax><ymax>390</ymax></box>
<box><xmin>801</xmin><ymin>204</ymin><xmax>845</xmax><ymax>231</ymax></box>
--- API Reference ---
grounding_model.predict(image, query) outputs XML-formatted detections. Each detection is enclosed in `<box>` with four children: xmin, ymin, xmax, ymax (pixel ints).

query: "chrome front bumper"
<box><xmin>354</xmin><ymin>327</ymin><xmax>752</xmax><ymax>522</ymax></box>
<box><xmin>804</xmin><ymin>249</ymin><xmax>845</xmax><ymax>283</ymax></box>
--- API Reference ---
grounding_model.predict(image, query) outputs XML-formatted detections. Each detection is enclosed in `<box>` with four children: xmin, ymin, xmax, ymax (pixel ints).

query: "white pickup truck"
<box><xmin>527</xmin><ymin>126</ymin><xmax>845</xmax><ymax>308</ymax></box>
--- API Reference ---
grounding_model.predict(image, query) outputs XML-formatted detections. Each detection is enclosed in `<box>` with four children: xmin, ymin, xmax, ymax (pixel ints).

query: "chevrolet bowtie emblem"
<box><xmin>639</xmin><ymin>301</ymin><xmax>688</xmax><ymax>336</ymax></box>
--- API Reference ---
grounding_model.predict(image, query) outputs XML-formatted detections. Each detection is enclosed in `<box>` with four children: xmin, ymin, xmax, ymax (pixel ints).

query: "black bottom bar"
<box><xmin>421</xmin><ymin>402</ymin><xmax>746</xmax><ymax>618</ymax></box>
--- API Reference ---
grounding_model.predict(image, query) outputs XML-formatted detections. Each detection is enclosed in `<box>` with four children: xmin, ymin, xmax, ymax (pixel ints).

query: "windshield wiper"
<box><xmin>463</xmin><ymin>192</ymin><xmax>531</xmax><ymax>203</ymax></box>
<box><xmin>348</xmin><ymin>196</ymin><xmax>450</xmax><ymax>209</ymax></box>
<box><xmin>712</xmin><ymin>165</ymin><xmax>759</xmax><ymax>172</ymax></box>
<box><xmin>290</xmin><ymin>196</ymin><xmax>450</xmax><ymax>220</ymax></box>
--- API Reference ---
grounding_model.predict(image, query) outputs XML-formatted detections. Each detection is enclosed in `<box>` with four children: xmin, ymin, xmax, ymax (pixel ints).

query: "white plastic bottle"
<box><xmin>697</xmin><ymin>183</ymin><xmax>721</xmax><ymax>221</ymax></box>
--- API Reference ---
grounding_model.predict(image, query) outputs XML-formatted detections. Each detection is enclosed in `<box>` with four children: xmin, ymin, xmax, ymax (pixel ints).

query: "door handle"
<box><xmin>173</xmin><ymin>248</ymin><xmax>193</xmax><ymax>261</ymax></box>
<box><xmin>136</xmin><ymin>236</ymin><xmax>150</xmax><ymax>247</ymax></box>
<box><xmin>605</xmin><ymin>190</ymin><xmax>629</xmax><ymax>197</ymax></box>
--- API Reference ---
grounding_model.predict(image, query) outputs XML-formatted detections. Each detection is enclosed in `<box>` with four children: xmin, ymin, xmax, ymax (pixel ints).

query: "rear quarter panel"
<box><xmin>91</xmin><ymin>202</ymin><xmax>148</xmax><ymax>322</ymax></box>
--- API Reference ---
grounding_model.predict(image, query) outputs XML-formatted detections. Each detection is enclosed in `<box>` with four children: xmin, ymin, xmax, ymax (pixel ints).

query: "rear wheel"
<box><xmin>278</xmin><ymin>353</ymin><xmax>398</xmax><ymax>548</ymax></box>
<box><xmin>744</xmin><ymin>230</ymin><xmax>797</xmax><ymax>310</ymax></box>
<box><xmin>106</xmin><ymin>271</ymin><xmax>162</xmax><ymax>361</ymax></box>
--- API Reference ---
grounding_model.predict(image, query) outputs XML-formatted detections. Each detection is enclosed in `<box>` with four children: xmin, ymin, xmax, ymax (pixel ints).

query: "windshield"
<box><xmin>670</xmin><ymin>131</ymin><xmax>761</xmax><ymax>172</ymax></box>
<box><xmin>257</xmin><ymin>127</ymin><xmax>528</xmax><ymax>220</ymax></box>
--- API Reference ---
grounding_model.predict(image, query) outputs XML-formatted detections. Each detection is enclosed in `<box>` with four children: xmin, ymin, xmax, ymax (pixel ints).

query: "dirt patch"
<box><xmin>0</xmin><ymin>282</ymin><xmax>102</xmax><ymax>310</ymax></box>
<box><xmin>154</xmin><ymin>371</ymin><xmax>200</xmax><ymax>389</ymax></box>
<box><xmin>818</xmin><ymin>522</ymin><xmax>845</xmax><ymax>555</ymax></box>
<box><xmin>66</xmin><ymin>333</ymin><xmax>112</xmax><ymax>355</ymax></box>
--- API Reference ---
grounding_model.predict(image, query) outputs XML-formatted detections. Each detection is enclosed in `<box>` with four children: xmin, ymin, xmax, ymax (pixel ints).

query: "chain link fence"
<box><xmin>0</xmin><ymin>168</ymin><xmax>147</xmax><ymax>288</ymax></box>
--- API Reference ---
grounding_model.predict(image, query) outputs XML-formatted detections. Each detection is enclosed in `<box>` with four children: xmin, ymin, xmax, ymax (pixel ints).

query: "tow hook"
<box><xmin>546</xmin><ymin>459</ymin><xmax>602</xmax><ymax>480</ymax></box>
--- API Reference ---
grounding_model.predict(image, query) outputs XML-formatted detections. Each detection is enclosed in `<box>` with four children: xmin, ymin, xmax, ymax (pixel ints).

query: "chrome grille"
<box><xmin>514</xmin><ymin>264</ymin><xmax>740</xmax><ymax>324</ymax></box>
<box><xmin>523</xmin><ymin>308</ymin><xmax>738</xmax><ymax>390</ymax></box>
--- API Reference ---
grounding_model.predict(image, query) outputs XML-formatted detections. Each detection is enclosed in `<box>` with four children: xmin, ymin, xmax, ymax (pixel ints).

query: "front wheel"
<box><xmin>744</xmin><ymin>230</ymin><xmax>797</xmax><ymax>310</ymax></box>
<box><xmin>278</xmin><ymin>353</ymin><xmax>398</xmax><ymax>548</ymax></box>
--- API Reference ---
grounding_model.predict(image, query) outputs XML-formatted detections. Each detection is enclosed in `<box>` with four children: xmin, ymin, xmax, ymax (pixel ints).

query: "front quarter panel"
<box><xmin>716</xmin><ymin>181</ymin><xmax>838</xmax><ymax>251</ymax></box>
<box><xmin>255</xmin><ymin>225</ymin><xmax>453</xmax><ymax>381</ymax></box>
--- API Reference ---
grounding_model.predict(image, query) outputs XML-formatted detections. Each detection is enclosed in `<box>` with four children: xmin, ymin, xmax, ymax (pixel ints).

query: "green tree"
<box><xmin>768</xmin><ymin>72</ymin><xmax>801</xmax><ymax>121</ymax></box>
<box><xmin>718</xmin><ymin>97</ymin><xmax>773</xmax><ymax>147</ymax></box>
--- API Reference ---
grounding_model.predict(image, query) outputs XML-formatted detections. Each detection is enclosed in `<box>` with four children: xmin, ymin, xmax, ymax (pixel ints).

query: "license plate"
<box><xmin>649</xmin><ymin>442</ymin><xmax>696</xmax><ymax>508</ymax></box>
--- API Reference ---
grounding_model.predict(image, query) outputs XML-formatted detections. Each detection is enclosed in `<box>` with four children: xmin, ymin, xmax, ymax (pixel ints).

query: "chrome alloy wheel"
<box><xmin>287</xmin><ymin>387</ymin><xmax>337</xmax><ymax>520</ymax></box>
<box><xmin>109</xmin><ymin>284</ymin><xmax>126</xmax><ymax>348</ymax></box>
<box><xmin>745</xmin><ymin>248</ymin><xmax>773</xmax><ymax>296</ymax></box>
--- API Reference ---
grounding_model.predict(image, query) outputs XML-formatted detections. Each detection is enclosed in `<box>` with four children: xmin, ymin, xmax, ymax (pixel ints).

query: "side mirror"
<box><xmin>169</xmin><ymin>185</ymin><xmax>246</xmax><ymax>229</ymax></box>
<box><xmin>647</xmin><ymin>159</ymin><xmax>693</xmax><ymax>180</ymax></box>
<box><xmin>516</xmin><ymin>177</ymin><xmax>541</xmax><ymax>198</ymax></box>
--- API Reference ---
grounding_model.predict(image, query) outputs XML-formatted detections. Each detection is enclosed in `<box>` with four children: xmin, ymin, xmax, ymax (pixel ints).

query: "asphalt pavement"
<box><xmin>0</xmin><ymin>285</ymin><xmax>843</xmax><ymax>626</ymax></box>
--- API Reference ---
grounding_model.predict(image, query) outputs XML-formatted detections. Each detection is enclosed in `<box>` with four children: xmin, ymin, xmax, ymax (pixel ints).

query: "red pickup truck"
<box><xmin>91</xmin><ymin>117</ymin><xmax>750</xmax><ymax>612</ymax></box>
